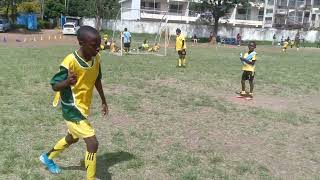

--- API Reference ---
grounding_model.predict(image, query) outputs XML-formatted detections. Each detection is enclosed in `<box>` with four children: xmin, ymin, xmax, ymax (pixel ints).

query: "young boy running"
<box><xmin>282</xmin><ymin>39</ymin><xmax>289</xmax><ymax>52</ymax></box>
<box><xmin>175</xmin><ymin>28</ymin><xmax>187</xmax><ymax>67</ymax></box>
<box><xmin>239</xmin><ymin>41</ymin><xmax>257</xmax><ymax>99</ymax></box>
<box><xmin>40</xmin><ymin>26</ymin><xmax>108</xmax><ymax>180</ymax></box>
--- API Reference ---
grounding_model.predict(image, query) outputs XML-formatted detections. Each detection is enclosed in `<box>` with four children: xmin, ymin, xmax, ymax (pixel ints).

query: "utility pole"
<box><xmin>40</xmin><ymin>0</ymin><xmax>44</xmax><ymax>20</ymax></box>
<box><xmin>65</xmin><ymin>0</ymin><xmax>69</xmax><ymax>14</ymax></box>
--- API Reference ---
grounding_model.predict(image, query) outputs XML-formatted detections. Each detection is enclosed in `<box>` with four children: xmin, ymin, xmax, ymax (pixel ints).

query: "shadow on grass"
<box><xmin>61</xmin><ymin>151</ymin><xmax>135</xmax><ymax>180</ymax></box>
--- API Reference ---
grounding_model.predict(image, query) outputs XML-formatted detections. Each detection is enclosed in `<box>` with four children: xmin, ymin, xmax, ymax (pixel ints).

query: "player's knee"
<box><xmin>87</xmin><ymin>139</ymin><xmax>99</xmax><ymax>152</ymax></box>
<box><xmin>72</xmin><ymin>138</ymin><xmax>79</xmax><ymax>143</ymax></box>
<box><xmin>65</xmin><ymin>134</ymin><xmax>78</xmax><ymax>145</ymax></box>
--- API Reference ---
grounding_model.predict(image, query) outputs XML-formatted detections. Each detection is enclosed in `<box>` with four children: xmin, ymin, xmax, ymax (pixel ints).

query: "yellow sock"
<box><xmin>48</xmin><ymin>137</ymin><xmax>69</xmax><ymax>159</ymax></box>
<box><xmin>182</xmin><ymin>58</ymin><xmax>186</xmax><ymax>66</ymax></box>
<box><xmin>178</xmin><ymin>59</ymin><xmax>182</xmax><ymax>66</ymax></box>
<box><xmin>85</xmin><ymin>151</ymin><xmax>97</xmax><ymax>180</ymax></box>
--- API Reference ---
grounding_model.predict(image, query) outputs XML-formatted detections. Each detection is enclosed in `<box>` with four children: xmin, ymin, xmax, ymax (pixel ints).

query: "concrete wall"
<box><xmin>82</xmin><ymin>18</ymin><xmax>320</xmax><ymax>42</ymax></box>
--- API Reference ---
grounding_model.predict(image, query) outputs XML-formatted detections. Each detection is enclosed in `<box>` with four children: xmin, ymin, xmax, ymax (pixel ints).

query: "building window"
<box><xmin>141</xmin><ymin>1</ymin><xmax>145</xmax><ymax>8</ymax></box>
<box><xmin>258</xmin><ymin>10</ymin><xmax>264</xmax><ymax>21</ymax></box>
<box><xmin>304</xmin><ymin>12</ymin><xmax>310</xmax><ymax>17</ymax></box>
<box><xmin>141</xmin><ymin>1</ymin><xmax>160</xmax><ymax>10</ymax></box>
<box><xmin>265</xmin><ymin>17</ymin><xmax>273</xmax><ymax>24</ymax></box>
<box><xmin>236</xmin><ymin>8</ymin><xmax>250</xmax><ymax>20</ymax></box>
<box><xmin>266</xmin><ymin>9</ymin><xmax>273</xmax><ymax>14</ymax></box>
<box><xmin>237</xmin><ymin>8</ymin><xmax>246</xmax><ymax>15</ymax></box>
<box><xmin>312</xmin><ymin>14</ymin><xmax>316</xmax><ymax>20</ymax></box>
<box><xmin>268</xmin><ymin>0</ymin><xmax>275</xmax><ymax>5</ymax></box>
<box><xmin>169</xmin><ymin>4</ymin><xmax>183</xmax><ymax>14</ymax></box>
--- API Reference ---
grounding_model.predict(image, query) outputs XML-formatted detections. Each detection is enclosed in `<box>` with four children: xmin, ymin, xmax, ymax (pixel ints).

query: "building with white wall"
<box><xmin>119</xmin><ymin>0</ymin><xmax>200</xmax><ymax>22</ymax></box>
<box><xmin>119</xmin><ymin>0</ymin><xmax>320</xmax><ymax>29</ymax></box>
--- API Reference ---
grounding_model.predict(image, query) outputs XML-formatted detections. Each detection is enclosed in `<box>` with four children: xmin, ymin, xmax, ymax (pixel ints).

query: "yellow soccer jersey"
<box><xmin>142</xmin><ymin>43</ymin><xmax>149</xmax><ymax>50</ymax></box>
<box><xmin>154</xmin><ymin>44</ymin><xmax>160</xmax><ymax>51</ymax></box>
<box><xmin>242</xmin><ymin>52</ymin><xmax>257</xmax><ymax>72</ymax></box>
<box><xmin>110</xmin><ymin>42</ymin><xmax>116</xmax><ymax>52</ymax></box>
<box><xmin>283</xmin><ymin>41</ymin><xmax>289</xmax><ymax>48</ymax></box>
<box><xmin>103</xmin><ymin>34</ymin><xmax>108</xmax><ymax>42</ymax></box>
<box><xmin>176</xmin><ymin>34</ymin><xmax>186</xmax><ymax>51</ymax></box>
<box><xmin>50</xmin><ymin>51</ymin><xmax>102</xmax><ymax>121</ymax></box>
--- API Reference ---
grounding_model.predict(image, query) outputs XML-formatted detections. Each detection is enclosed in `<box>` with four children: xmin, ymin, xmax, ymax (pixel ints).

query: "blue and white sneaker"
<box><xmin>39</xmin><ymin>153</ymin><xmax>61</xmax><ymax>174</ymax></box>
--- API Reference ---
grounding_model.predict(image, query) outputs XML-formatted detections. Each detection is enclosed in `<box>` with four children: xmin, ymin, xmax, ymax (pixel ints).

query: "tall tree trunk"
<box><xmin>10</xmin><ymin>0</ymin><xmax>16</xmax><ymax>23</ymax></box>
<box><xmin>40</xmin><ymin>0</ymin><xmax>45</xmax><ymax>20</ymax></box>
<box><xmin>5</xmin><ymin>0</ymin><xmax>10</xmax><ymax>19</ymax></box>
<box><xmin>214</xmin><ymin>16</ymin><xmax>219</xmax><ymax>35</ymax></box>
<box><xmin>95</xmin><ymin>15</ymin><xmax>101</xmax><ymax>31</ymax></box>
<box><xmin>95</xmin><ymin>0</ymin><xmax>102</xmax><ymax>30</ymax></box>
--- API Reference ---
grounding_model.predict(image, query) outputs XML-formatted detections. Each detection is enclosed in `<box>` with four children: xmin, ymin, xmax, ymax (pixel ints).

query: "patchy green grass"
<box><xmin>0</xmin><ymin>43</ymin><xmax>320</xmax><ymax>180</ymax></box>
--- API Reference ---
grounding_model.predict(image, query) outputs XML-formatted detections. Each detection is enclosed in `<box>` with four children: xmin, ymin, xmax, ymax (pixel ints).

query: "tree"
<box><xmin>44</xmin><ymin>0</ymin><xmax>65</xmax><ymax>18</ymax></box>
<box><xmin>191</xmin><ymin>0</ymin><xmax>248</xmax><ymax>35</ymax></box>
<box><xmin>17</xmin><ymin>1</ymin><xmax>41</xmax><ymax>13</ymax></box>
<box><xmin>94</xmin><ymin>0</ymin><xmax>120</xmax><ymax>30</ymax></box>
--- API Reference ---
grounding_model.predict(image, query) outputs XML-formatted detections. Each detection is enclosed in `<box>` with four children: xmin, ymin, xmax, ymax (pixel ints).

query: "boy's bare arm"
<box><xmin>52</xmin><ymin>71</ymin><xmax>77</xmax><ymax>91</ymax></box>
<box><xmin>95</xmin><ymin>79</ymin><xmax>108</xmax><ymax>116</ymax></box>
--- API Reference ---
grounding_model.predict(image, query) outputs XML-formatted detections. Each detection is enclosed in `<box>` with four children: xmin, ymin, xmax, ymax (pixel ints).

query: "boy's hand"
<box><xmin>101</xmin><ymin>103</ymin><xmax>109</xmax><ymax>117</ymax></box>
<box><xmin>67</xmin><ymin>70</ymin><xmax>77</xmax><ymax>85</ymax></box>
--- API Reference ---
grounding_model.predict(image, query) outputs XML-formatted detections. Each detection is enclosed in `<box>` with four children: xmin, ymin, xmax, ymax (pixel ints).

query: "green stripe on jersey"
<box><xmin>50</xmin><ymin>66</ymin><xmax>85</xmax><ymax>121</ymax></box>
<box><xmin>73</xmin><ymin>51</ymin><xmax>94</xmax><ymax>68</ymax></box>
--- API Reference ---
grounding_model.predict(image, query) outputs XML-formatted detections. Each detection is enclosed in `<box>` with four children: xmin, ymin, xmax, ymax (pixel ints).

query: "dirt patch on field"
<box><xmin>0</xmin><ymin>29</ymin><xmax>78</xmax><ymax>48</ymax></box>
<box><xmin>148</xmin><ymin>78</ymin><xmax>320</xmax><ymax>117</ymax></box>
<box><xmin>177</xmin><ymin>105</ymin><xmax>320</xmax><ymax>179</ymax></box>
<box><xmin>107</xmin><ymin>84</ymin><xmax>133</xmax><ymax>96</ymax></box>
<box><xmin>109</xmin><ymin>113</ymin><xmax>136</xmax><ymax>127</ymax></box>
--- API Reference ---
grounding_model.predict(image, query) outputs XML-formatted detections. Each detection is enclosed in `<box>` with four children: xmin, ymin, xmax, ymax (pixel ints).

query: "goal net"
<box><xmin>110</xmin><ymin>8</ymin><xmax>169</xmax><ymax>56</ymax></box>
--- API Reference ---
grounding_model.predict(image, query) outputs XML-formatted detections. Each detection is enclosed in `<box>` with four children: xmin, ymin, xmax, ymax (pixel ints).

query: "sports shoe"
<box><xmin>240</xmin><ymin>91</ymin><xmax>247</xmax><ymax>96</ymax></box>
<box><xmin>39</xmin><ymin>153</ymin><xmax>61</xmax><ymax>174</ymax></box>
<box><xmin>248</xmin><ymin>93</ymin><xmax>253</xmax><ymax>98</ymax></box>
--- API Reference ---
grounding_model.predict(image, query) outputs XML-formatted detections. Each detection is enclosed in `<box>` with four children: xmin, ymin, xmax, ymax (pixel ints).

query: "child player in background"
<box><xmin>148</xmin><ymin>43</ymin><xmax>160</xmax><ymax>52</ymax></box>
<box><xmin>282</xmin><ymin>38</ymin><xmax>289</xmax><ymax>52</ymax></box>
<box><xmin>175</xmin><ymin>28</ymin><xmax>187</xmax><ymax>67</ymax></box>
<box><xmin>238</xmin><ymin>41</ymin><xmax>257</xmax><ymax>99</ymax></box>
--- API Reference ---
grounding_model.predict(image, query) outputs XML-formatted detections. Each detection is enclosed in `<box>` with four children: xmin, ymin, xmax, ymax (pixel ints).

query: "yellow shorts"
<box><xmin>66</xmin><ymin>120</ymin><xmax>95</xmax><ymax>139</ymax></box>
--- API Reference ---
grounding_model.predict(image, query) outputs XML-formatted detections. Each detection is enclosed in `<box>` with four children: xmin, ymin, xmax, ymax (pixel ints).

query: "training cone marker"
<box><xmin>59</xmin><ymin>35</ymin><xmax>62</xmax><ymax>39</ymax></box>
<box><xmin>54</xmin><ymin>35</ymin><xmax>57</xmax><ymax>40</ymax></box>
<box><xmin>41</xmin><ymin>36</ymin><xmax>43</xmax><ymax>41</ymax></box>
<box><xmin>48</xmin><ymin>36</ymin><xmax>51</xmax><ymax>40</ymax></box>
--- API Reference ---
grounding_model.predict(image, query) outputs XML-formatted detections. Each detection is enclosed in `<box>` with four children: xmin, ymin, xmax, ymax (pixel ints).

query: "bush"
<box><xmin>38</xmin><ymin>19</ymin><xmax>50</xmax><ymax>29</ymax></box>
<box><xmin>10</xmin><ymin>24</ymin><xmax>27</xmax><ymax>29</ymax></box>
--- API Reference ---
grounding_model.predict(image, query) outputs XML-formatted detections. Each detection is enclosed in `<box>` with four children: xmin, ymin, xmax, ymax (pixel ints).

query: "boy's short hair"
<box><xmin>77</xmin><ymin>26</ymin><xmax>99</xmax><ymax>41</ymax></box>
<box><xmin>124</xmin><ymin>28</ymin><xmax>128</xmax><ymax>31</ymax></box>
<box><xmin>176</xmin><ymin>28</ymin><xmax>181</xmax><ymax>33</ymax></box>
<box><xmin>249</xmin><ymin>41</ymin><xmax>256</xmax><ymax>48</ymax></box>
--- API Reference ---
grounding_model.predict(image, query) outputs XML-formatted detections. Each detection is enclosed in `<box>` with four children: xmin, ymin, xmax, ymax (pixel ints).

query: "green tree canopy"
<box><xmin>191</xmin><ymin>0</ymin><xmax>248</xmax><ymax>35</ymax></box>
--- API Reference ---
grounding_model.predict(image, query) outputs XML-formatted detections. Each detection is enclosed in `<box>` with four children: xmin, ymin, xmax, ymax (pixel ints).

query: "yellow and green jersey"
<box><xmin>283</xmin><ymin>41</ymin><xmax>289</xmax><ymax>48</ymax></box>
<box><xmin>103</xmin><ymin>34</ymin><xmax>108</xmax><ymax>42</ymax></box>
<box><xmin>50</xmin><ymin>51</ymin><xmax>102</xmax><ymax>121</ymax></box>
<box><xmin>176</xmin><ymin>34</ymin><xmax>186</xmax><ymax>51</ymax></box>
<box><xmin>142</xmin><ymin>43</ymin><xmax>149</xmax><ymax>50</ymax></box>
<box><xmin>242</xmin><ymin>52</ymin><xmax>257</xmax><ymax>72</ymax></box>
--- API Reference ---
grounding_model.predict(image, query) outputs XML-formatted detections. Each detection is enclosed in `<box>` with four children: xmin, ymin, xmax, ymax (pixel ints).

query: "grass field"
<box><xmin>0</xmin><ymin>43</ymin><xmax>320</xmax><ymax>180</ymax></box>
